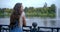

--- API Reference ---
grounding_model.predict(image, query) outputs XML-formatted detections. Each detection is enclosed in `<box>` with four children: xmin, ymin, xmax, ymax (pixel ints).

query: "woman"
<box><xmin>10</xmin><ymin>3</ymin><xmax>26</xmax><ymax>32</ymax></box>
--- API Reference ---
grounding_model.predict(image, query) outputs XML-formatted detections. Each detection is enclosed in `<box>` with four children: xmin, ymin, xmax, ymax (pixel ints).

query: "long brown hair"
<box><xmin>10</xmin><ymin>3</ymin><xmax>22</xmax><ymax>28</ymax></box>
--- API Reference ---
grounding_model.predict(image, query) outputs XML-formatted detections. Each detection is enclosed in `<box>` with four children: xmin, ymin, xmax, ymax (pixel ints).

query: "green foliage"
<box><xmin>0</xmin><ymin>3</ymin><xmax>56</xmax><ymax>18</ymax></box>
<box><xmin>0</xmin><ymin>8</ymin><xmax>12</xmax><ymax>18</ymax></box>
<box><xmin>24</xmin><ymin>4</ymin><xmax>56</xmax><ymax>18</ymax></box>
<box><xmin>50</xmin><ymin>4</ymin><xmax>56</xmax><ymax>13</ymax></box>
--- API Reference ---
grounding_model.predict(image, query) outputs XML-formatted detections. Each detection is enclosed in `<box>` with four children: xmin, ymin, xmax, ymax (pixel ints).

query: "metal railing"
<box><xmin>0</xmin><ymin>25</ymin><xmax>10</xmax><ymax>32</ymax></box>
<box><xmin>0</xmin><ymin>22</ymin><xmax>60</xmax><ymax>32</ymax></box>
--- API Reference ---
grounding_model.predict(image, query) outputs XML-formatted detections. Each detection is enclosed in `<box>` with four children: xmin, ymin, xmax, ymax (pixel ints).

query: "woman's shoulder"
<box><xmin>21</xmin><ymin>11</ymin><xmax>25</xmax><ymax>17</ymax></box>
<box><xmin>22</xmin><ymin>11</ymin><xmax>25</xmax><ymax>14</ymax></box>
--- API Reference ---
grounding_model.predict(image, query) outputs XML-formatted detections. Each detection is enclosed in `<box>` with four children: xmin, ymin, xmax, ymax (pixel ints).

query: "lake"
<box><xmin>0</xmin><ymin>17</ymin><xmax>60</xmax><ymax>27</ymax></box>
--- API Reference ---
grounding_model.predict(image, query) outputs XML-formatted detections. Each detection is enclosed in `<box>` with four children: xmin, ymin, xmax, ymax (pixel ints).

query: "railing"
<box><xmin>0</xmin><ymin>22</ymin><xmax>60</xmax><ymax>32</ymax></box>
<box><xmin>38</xmin><ymin>27</ymin><xmax>60</xmax><ymax>32</ymax></box>
<box><xmin>0</xmin><ymin>25</ymin><xmax>10</xmax><ymax>32</ymax></box>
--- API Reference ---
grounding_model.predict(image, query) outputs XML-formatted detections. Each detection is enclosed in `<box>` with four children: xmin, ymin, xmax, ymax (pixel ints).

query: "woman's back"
<box><xmin>10</xmin><ymin>3</ymin><xmax>25</xmax><ymax>32</ymax></box>
<box><xmin>10</xmin><ymin>20</ymin><xmax>22</xmax><ymax>32</ymax></box>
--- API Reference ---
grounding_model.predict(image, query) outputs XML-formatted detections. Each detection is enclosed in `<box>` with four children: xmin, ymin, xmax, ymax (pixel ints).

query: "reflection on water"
<box><xmin>0</xmin><ymin>17</ymin><xmax>60</xmax><ymax>27</ymax></box>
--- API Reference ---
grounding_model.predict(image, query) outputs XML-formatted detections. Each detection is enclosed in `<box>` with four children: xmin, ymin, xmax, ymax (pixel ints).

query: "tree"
<box><xmin>50</xmin><ymin>4</ymin><xmax>56</xmax><ymax>13</ymax></box>
<box><xmin>43</xmin><ymin>2</ymin><xmax>47</xmax><ymax>8</ymax></box>
<box><xmin>24</xmin><ymin>7</ymin><xmax>28</xmax><ymax>12</ymax></box>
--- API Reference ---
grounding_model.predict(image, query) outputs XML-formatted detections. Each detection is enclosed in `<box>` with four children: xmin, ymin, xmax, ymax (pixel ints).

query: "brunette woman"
<box><xmin>10</xmin><ymin>3</ymin><xmax>26</xmax><ymax>32</ymax></box>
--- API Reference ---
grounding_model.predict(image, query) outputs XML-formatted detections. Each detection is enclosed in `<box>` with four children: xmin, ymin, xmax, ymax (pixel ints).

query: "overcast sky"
<box><xmin>0</xmin><ymin>0</ymin><xmax>60</xmax><ymax>8</ymax></box>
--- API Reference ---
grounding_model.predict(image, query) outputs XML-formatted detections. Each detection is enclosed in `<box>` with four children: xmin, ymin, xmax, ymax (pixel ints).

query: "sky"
<box><xmin>0</xmin><ymin>0</ymin><xmax>60</xmax><ymax>9</ymax></box>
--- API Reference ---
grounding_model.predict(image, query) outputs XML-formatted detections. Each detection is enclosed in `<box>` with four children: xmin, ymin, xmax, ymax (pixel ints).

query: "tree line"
<box><xmin>24</xmin><ymin>3</ymin><xmax>56</xmax><ymax>18</ymax></box>
<box><xmin>0</xmin><ymin>3</ymin><xmax>56</xmax><ymax>18</ymax></box>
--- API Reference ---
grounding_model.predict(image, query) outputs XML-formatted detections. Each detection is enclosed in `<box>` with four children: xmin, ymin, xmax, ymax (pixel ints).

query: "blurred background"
<box><xmin>0</xmin><ymin>0</ymin><xmax>60</xmax><ymax>27</ymax></box>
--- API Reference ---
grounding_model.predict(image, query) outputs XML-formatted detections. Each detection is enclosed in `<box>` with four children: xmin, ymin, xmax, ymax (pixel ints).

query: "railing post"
<box><xmin>31</xmin><ymin>22</ymin><xmax>37</xmax><ymax>32</ymax></box>
<box><xmin>8</xmin><ymin>25</ymin><xmax>10</xmax><ymax>32</ymax></box>
<box><xmin>51</xmin><ymin>28</ymin><xmax>53</xmax><ymax>32</ymax></box>
<box><xmin>0</xmin><ymin>25</ymin><xmax>2</xmax><ymax>32</ymax></box>
<box><xmin>38</xmin><ymin>27</ymin><xmax>40</xmax><ymax>32</ymax></box>
<box><xmin>57</xmin><ymin>28</ymin><xmax>59</xmax><ymax>32</ymax></box>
